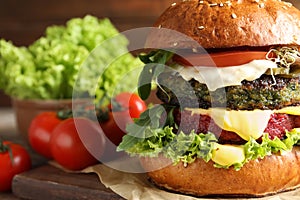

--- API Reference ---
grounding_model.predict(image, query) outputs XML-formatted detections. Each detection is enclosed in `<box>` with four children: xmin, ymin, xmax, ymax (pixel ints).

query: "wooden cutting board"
<box><xmin>12</xmin><ymin>165</ymin><xmax>124</xmax><ymax>200</ymax></box>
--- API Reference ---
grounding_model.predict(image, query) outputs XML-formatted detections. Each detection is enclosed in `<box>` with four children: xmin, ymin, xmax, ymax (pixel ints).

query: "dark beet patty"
<box><xmin>173</xmin><ymin>109</ymin><xmax>296</xmax><ymax>144</ymax></box>
<box><xmin>157</xmin><ymin>72</ymin><xmax>300</xmax><ymax>110</ymax></box>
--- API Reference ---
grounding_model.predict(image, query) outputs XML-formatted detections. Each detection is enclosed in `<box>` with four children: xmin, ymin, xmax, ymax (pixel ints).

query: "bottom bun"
<box><xmin>140</xmin><ymin>146</ymin><xmax>300</xmax><ymax>197</ymax></box>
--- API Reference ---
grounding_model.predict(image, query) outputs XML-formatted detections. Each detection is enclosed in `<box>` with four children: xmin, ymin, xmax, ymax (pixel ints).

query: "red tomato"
<box><xmin>102</xmin><ymin>92</ymin><xmax>146</xmax><ymax>146</ymax></box>
<box><xmin>173</xmin><ymin>51</ymin><xmax>268</xmax><ymax>67</ymax></box>
<box><xmin>50</xmin><ymin>118</ymin><xmax>106</xmax><ymax>171</ymax></box>
<box><xmin>0</xmin><ymin>141</ymin><xmax>31</xmax><ymax>191</ymax></box>
<box><xmin>100</xmin><ymin>111</ymin><xmax>133</xmax><ymax>146</ymax></box>
<box><xmin>28</xmin><ymin>112</ymin><xmax>62</xmax><ymax>159</ymax></box>
<box><xmin>111</xmin><ymin>92</ymin><xmax>147</xmax><ymax>119</ymax></box>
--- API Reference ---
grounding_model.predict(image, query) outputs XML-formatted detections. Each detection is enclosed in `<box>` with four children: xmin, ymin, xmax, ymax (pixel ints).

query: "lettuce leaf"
<box><xmin>0</xmin><ymin>15</ymin><xmax>142</xmax><ymax>100</ymax></box>
<box><xmin>118</xmin><ymin>106</ymin><xmax>300</xmax><ymax>170</ymax></box>
<box><xmin>0</xmin><ymin>39</ymin><xmax>36</xmax><ymax>98</ymax></box>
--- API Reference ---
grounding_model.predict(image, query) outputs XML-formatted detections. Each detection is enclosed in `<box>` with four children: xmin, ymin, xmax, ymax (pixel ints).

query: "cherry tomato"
<box><xmin>28</xmin><ymin>112</ymin><xmax>63</xmax><ymax>159</ymax></box>
<box><xmin>173</xmin><ymin>51</ymin><xmax>268</xmax><ymax>67</ymax></box>
<box><xmin>111</xmin><ymin>92</ymin><xmax>147</xmax><ymax>119</ymax></box>
<box><xmin>100</xmin><ymin>111</ymin><xmax>133</xmax><ymax>146</ymax></box>
<box><xmin>50</xmin><ymin>118</ymin><xmax>106</xmax><ymax>171</ymax></box>
<box><xmin>102</xmin><ymin>92</ymin><xmax>147</xmax><ymax>146</ymax></box>
<box><xmin>0</xmin><ymin>141</ymin><xmax>31</xmax><ymax>192</ymax></box>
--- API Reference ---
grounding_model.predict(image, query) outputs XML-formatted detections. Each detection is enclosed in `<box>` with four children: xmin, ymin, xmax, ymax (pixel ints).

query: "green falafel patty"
<box><xmin>156</xmin><ymin>72</ymin><xmax>300</xmax><ymax>110</ymax></box>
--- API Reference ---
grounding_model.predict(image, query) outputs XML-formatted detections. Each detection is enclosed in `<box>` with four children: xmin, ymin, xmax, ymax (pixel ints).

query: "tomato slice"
<box><xmin>173</xmin><ymin>51</ymin><xmax>268</xmax><ymax>67</ymax></box>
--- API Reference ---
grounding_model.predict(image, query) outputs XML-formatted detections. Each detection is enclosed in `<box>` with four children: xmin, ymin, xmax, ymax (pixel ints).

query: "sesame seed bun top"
<box><xmin>146</xmin><ymin>0</ymin><xmax>300</xmax><ymax>49</ymax></box>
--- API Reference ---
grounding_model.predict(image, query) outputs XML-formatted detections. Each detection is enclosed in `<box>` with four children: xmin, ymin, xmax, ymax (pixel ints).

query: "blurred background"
<box><xmin>0</xmin><ymin>0</ymin><xmax>299</xmax><ymax>107</ymax></box>
<box><xmin>0</xmin><ymin>0</ymin><xmax>177</xmax><ymax>107</ymax></box>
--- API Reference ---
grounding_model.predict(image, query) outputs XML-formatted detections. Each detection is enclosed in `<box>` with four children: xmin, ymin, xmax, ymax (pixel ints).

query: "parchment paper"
<box><xmin>81</xmin><ymin>164</ymin><xmax>300</xmax><ymax>200</ymax></box>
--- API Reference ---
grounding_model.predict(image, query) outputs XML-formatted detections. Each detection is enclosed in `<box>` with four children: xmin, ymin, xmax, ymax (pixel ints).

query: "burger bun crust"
<box><xmin>147</xmin><ymin>0</ymin><xmax>300</xmax><ymax>49</ymax></box>
<box><xmin>140</xmin><ymin>146</ymin><xmax>300</xmax><ymax>197</ymax></box>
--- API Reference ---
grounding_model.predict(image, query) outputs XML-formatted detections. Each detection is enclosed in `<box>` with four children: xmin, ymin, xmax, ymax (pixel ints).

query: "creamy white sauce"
<box><xmin>173</xmin><ymin>60</ymin><xmax>277</xmax><ymax>91</ymax></box>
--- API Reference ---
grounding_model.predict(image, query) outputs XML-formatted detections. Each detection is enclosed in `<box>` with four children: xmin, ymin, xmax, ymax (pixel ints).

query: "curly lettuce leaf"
<box><xmin>28</xmin><ymin>37</ymin><xmax>89</xmax><ymax>99</ymax></box>
<box><xmin>46</xmin><ymin>16</ymin><xmax>124</xmax><ymax>52</ymax></box>
<box><xmin>74</xmin><ymin>34</ymin><xmax>143</xmax><ymax>105</ymax></box>
<box><xmin>0</xmin><ymin>15</ymin><xmax>142</xmax><ymax>100</ymax></box>
<box><xmin>0</xmin><ymin>39</ymin><xmax>36</xmax><ymax>98</ymax></box>
<box><xmin>118</xmin><ymin>106</ymin><xmax>300</xmax><ymax>170</ymax></box>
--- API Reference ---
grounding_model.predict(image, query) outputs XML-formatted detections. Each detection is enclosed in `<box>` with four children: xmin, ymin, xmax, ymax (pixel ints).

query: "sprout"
<box><xmin>266</xmin><ymin>46</ymin><xmax>300</xmax><ymax>68</ymax></box>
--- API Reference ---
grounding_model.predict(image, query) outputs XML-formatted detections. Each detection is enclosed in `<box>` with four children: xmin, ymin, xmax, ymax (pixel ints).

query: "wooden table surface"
<box><xmin>0</xmin><ymin>108</ymin><xmax>123</xmax><ymax>200</ymax></box>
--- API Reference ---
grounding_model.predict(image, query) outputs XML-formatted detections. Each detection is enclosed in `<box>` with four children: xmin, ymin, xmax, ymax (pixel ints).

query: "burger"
<box><xmin>117</xmin><ymin>0</ymin><xmax>300</xmax><ymax>197</ymax></box>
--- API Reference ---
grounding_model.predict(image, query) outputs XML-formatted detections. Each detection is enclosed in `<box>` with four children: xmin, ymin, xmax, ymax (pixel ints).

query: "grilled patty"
<box><xmin>156</xmin><ymin>72</ymin><xmax>300</xmax><ymax>110</ymax></box>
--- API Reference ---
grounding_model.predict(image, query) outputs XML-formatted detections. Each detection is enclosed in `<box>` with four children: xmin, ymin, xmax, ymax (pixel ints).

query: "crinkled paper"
<box><xmin>81</xmin><ymin>164</ymin><xmax>300</xmax><ymax>200</ymax></box>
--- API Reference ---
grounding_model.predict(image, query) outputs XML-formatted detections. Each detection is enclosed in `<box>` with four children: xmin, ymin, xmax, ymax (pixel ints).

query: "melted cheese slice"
<box><xmin>173</xmin><ymin>60</ymin><xmax>277</xmax><ymax>91</ymax></box>
<box><xmin>212</xmin><ymin>143</ymin><xmax>245</xmax><ymax>166</ymax></box>
<box><xmin>186</xmin><ymin>106</ymin><xmax>300</xmax><ymax>141</ymax></box>
<box><xmin>276</xmin><ymin>106</ymin><xmax>300</xmax><ymax>115</ymax></box>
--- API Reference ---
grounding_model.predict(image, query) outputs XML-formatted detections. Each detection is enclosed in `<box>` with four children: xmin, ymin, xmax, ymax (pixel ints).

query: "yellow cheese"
<box><xmin>275</xmin><ymin>106</ymin><xmax>300</xmax><ymax>115</ymax></box>
<box><xmin>187</xmin><ymin>108</ymin><xmax>273</xmax><ymax>140</ymax></box>
<box><xmin>212</xmin><ymin>143</ymin><xmax>245</xmax><ymax>166</ymax></box>
<box><xmin>186</xmin><ymin>106</ymin><xmax>300</xmax><ymax>167</ymax></box>
<box><xmin>186</xmin><ymin>106</ymin><xmax>300</xmax><ymax>141</ymax></box>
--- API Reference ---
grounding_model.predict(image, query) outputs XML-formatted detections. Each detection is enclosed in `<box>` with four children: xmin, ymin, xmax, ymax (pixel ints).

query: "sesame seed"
<box><xmin>282</xmin><ymin>5</ymin><xmax>287</xmax><ymax>10</ymax></box>
<box><xmin>231</xmin><ymin>13</ymin><xmax>237</xmax><ymax>19</ymax></box>
<box><xmin>171</xmin><ymin>2</ymin><xmax>177</xmax><ymax>6</ymax></box>
<box><xmin>173</xmin><ymin>42</ymin><xmax>178</xmax><ymax>46</ymax></box>
<box><xmin>225</xmin><ymin>1</ymin><xmax>232</xmax><ymax>6</ymax></box>
<box><xmin>293</xmin><ymin>35</ymin><xmax>299</xmax><ymax>42</ymax></box>
<box><xmin>259</xmin><ymin>3</ymin><xmax>265</xmax><ymax>8</ymax></box>
<box><xmin>219</xmin><ymin>2</ymin><xmax>224</xmax><ymax>7</ymax></box>
<box><xmin>199</xmin><ymin>0</ymin><xmax>204</xmax><ymax>4</ymax></box>
<box><xmin>158</xmin><ymin>25</ymin><xmax>162</xmax><ymax>29</ymax></box>
<box><xmin>209</xmin><ymin>3</ymin><xmax>218</xmax><ymax>7</ymax></box>
<box><xmin>192</xmin><ymin>48</ymin><xmax>198</xmax><ymax>53</ymax></box>
<box><xmin>283</xmin><ymin>2</ymin><xmax>292</xmax><ymax>7</ymax></box>
<box><xmin>198</xmin><ymin>25</ymin><xmax>205</xmax><ymax>30</ymax></box>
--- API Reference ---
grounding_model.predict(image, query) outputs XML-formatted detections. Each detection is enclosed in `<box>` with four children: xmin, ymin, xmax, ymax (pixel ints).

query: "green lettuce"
<box><xmin>28</xmin><ymin>37</ymin><xmax>90</xmax><ymax>99</ymax></box>
<box><xmin>118</xmin><ymin>106</ymin><xmax>300</xmax><ymax>170</ymax></box>
<box><xmin>46</xmin><ymin>16</ymin><xmax>121</xmax><ymax>52</ymax></box>
<box><xmin>0</xmin><ymin>40</ymin><xmax>36</xmax><ymax>98</ymax></box>
<box><xmin>118</xmin><ymin>126</ymin><xmax>300</xmax><ymax>170</ymax></box>
<box><xmin>0</xmin><ymin>15</ymin><xmax>142</xmax><ymax>101</ymax></box>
